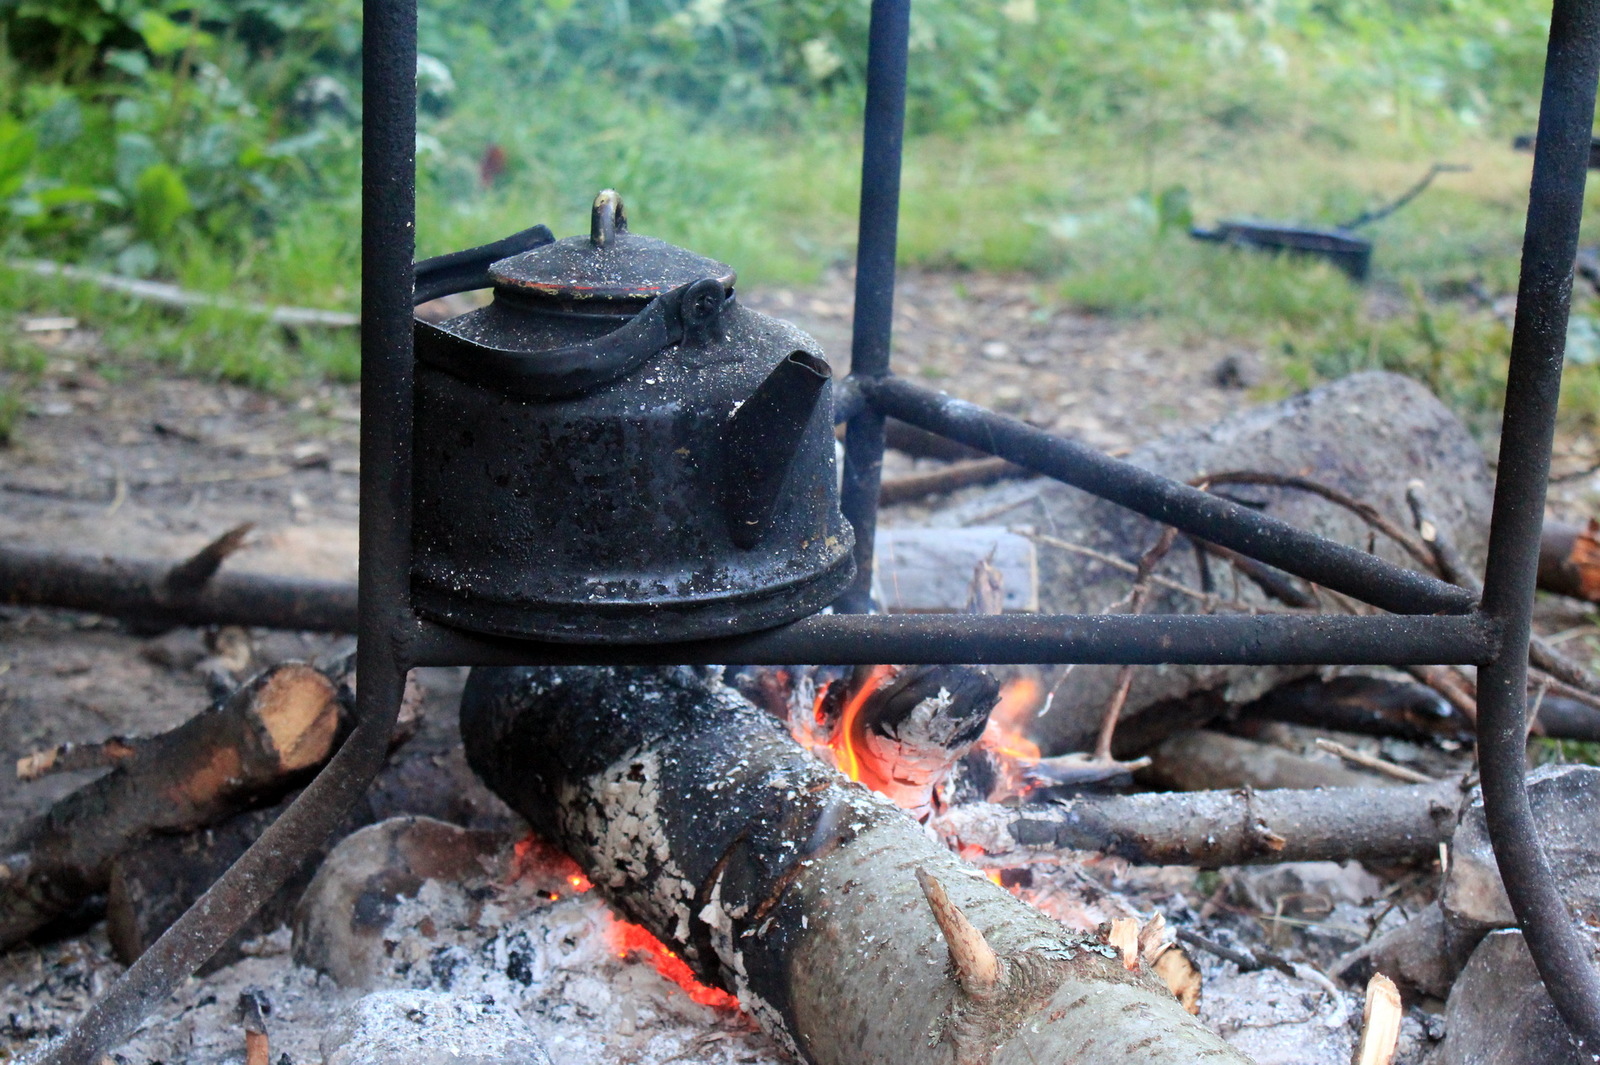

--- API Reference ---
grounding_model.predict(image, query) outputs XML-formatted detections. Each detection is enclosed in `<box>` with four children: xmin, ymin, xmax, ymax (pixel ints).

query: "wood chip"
<box><xmin>1354</xmin><ymin>972</ymin><xmax>1403</xmax><ymax>1065</ymax></box>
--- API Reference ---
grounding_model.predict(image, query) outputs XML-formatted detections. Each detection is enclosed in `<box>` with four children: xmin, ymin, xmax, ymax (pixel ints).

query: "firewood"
<box><xmin>1539</xmin><ymin>518</ymin><xmax>1600</xmax><ymax>602</ymax></box>
<box><xmin>461</xmin><ymin>665</ymin><xmax>1249</xmax><ymax>1065</ymax></box>
<box><xmin>933</xmin><ymin>780</ymin><xmax>1461</xmax><ymax>867</ymax></box>
<box><xmin>1354</xmin><ymin>973</ymin><xmax>1403</xmax><ymax>1065</ymax></box>
<box><xmin>0</xmin><ymin>542</ymin><xmax>359</xmax><ymax>632</ymax></box>
<box><xmin>236</xmin><ymin>989</ymin><xmax>271</xmax><ymax>1065</ymax></box>
<box><xmin>104</xmin><ymin>789</ymin><xmax>369</xmax><ymax>972</ymax></box>
<box><xmin>878</xmin><ymin>456</ymin><xmax>1029</xmax><ymax>504</ymax></box>
<box><xmin>101</xmin><ymin>661</ymin><xmax>430</xmax><ymax>969</ymax></box>
<box><xmin>807</xmin><ymin>664</ymin><xmax>999</xmax><ymax>818</ymax></box>
<box><xmin>0</xmin><ymin>527</ymin><xmax>1034</xmax><ymax>628</ymax></box>
<box><xmin>1144</xmin><ymin>729</ymin><xmax>1398</xmax><ymax>791</ymax></box>
<box><xmin>0</xmin><ymin>662</ymin><xmax>340</xmax><ymax>948</ymax></box>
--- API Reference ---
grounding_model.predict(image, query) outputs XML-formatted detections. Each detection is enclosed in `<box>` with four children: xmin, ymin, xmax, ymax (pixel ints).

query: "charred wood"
<box><xmin>1236</xmin><ymin>675</ymin><xmax>1469</xmax><ymax>744</ymax></box>
<box><xmin>810</xmin><ymin>664</ymin><xmax>999</xmax><ymax>818</ymax></box>
<box><xmin>0</xmin><ymin>663</ymin><xmax>340</xmax><ymax>948</ymax></box>
<box><xmin>106</xmin><ymin>789</ymin><xmax>367</xmax><ymax>973</ymax></box>
<box><xmin>0</xmin><ymin>543</ymin><xmax>358</xmax><ymax>632</ymax></box>
<box><xmin>461</xmin><ymin>665</ymin><xmax>1246</xmax><ymax>1065</ymax></box>
<box><xmin>932</xmin><ymin>781</ymin><xmax>1460</xmax><ymax>868</ymax></box>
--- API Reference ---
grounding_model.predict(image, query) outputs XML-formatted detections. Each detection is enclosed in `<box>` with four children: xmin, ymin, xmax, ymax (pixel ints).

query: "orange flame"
<box><xmin>981</xmin><ymin>677</ymin><xmax>1043</xmax><ymax>760</ymax></box>
<box><xmin>608</xmin><ymin>919</ymin><xmax>740</xmax><ymax>1010</ymax></box>
<box><xmin>979</xmin><ymin>677</ymin><xmax>1047</xmax><ymax>802</ymax></box>
<box><xmin>827</xmin><ymin>665</ymin><xmax>896</xmax><ymax>784</ymax></box>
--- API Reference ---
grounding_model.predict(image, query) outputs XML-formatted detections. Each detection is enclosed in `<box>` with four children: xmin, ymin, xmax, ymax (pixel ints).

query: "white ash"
<box><xmin>5</xmin><ymin>856</ymin><xmax>788</xmax><ymax>1065</ymax></box>
<box><xmin>1196</xmin><ymin>960</ymin><xmax>1434</xmax><ymax>1065</ymax></box>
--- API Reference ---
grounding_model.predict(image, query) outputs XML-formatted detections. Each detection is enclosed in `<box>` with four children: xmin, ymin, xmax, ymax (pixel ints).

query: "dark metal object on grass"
<box><xmin>34</xmin><ymin>0</ymin><xmax>1600</xmax><ymax>1058</ymax></box>
<box><xmin>1190</xmin><ymin>220</ymin><xmax>1374</xmax><ymax>281</ymax></box>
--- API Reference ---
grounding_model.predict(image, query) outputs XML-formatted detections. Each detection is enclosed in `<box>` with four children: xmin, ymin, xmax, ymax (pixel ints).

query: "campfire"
<box><xmin>7</xmin><ymin>367</ymin><xmax>1600</xmax><ymax>1065</ymax></box>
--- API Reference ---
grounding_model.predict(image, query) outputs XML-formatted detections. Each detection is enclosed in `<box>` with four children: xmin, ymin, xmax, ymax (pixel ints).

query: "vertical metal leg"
<box><xmin>33</xmin><ymin>3</ymin><xmax>421</xmax><ymax>1061</ymax></box>
<box><xmin>836</xmin><ymin>0</ymin><xmax>911</xmax><ymax>613</ymax></box>
<box><xmin>1477</xmin><ymin>0</ymin><xmax>1600</xmax><ymax>1049</ymax></box>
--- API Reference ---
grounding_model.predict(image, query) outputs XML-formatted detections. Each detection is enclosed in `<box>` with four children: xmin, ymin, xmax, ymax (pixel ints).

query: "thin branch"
<box><xmin>1094</xmin><ymin>528</ymin><xmax>1179</xmax><ymax>762</ymax></box>
<box><xmin>1026</xmin><ymin>533</ymin><xmax>1320</xmax><ymax>616</ymax></box>
<box><xmin>1194</xmin><ymin>470</ymin><xmax>1438</xmax><ymax>574</ymax></box>
<box><xmin>1312</xmin><ymin>738</ymin><xmax>1437</xmax><ymax>784</ymax></box>
<box><xmin>6</xmin><ymin>258</ymin><xmax>359</xmax><ymax>328</ymax></box>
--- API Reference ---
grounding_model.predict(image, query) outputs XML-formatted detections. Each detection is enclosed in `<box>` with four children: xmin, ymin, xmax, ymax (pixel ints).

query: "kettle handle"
<box><xmin>415</xmin><ymin>277</ymin><xmax>728</xmax><ymax>399</ymax></box>
<box><xmin>412</xmin><ymin>224</ymin><xmax>555</xmax><ymax>306</ymax></box>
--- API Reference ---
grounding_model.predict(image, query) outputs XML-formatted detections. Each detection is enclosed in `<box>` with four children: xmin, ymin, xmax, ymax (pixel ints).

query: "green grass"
<box><xmin>0</xmin><ymin>0</ymin><xmax>1585</xmax><ymax>440</ymax></box>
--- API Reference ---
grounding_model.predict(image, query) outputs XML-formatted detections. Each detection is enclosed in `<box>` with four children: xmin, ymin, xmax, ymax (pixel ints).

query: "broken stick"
<box><xmin>0</xmin><ymin>662</ymin><xmax>340</xmax><ymax>948</ymax></box>
<box><xmin>932</xmin><ymin>780</ymin><xmax>1461</xmax><ymax>867</ymax></box>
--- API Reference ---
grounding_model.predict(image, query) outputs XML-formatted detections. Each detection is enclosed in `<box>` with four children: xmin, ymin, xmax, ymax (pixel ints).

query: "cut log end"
<box><xmin>253</xmin><ymin>664</ymin><xmax>339</xmax><ymax>772</ymax></box>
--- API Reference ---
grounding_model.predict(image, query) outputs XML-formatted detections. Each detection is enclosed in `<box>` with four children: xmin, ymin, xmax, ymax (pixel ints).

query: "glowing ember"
<box><xmin>607</xmin><ymin>918</ymin><xmax>740</xmax><ymax>1010</ymax></box>
<box><xmin>511</xmin><ymin>834</ymin><xmax>594</xmax><ymax>897</ymax></box>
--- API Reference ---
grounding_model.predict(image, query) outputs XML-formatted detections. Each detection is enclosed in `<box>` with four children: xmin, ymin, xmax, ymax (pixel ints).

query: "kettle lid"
<box><xmin>489</xmin><ymin>189</ymin><xmax>735</xmax><ymax>304</ymax></box>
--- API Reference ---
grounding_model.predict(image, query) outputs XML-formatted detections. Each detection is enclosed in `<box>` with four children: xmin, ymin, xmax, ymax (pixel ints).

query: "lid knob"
<box><xmin>591</xmin><ymin>189</ymin><xmax>627</xmax><ymax>248</ymax></box>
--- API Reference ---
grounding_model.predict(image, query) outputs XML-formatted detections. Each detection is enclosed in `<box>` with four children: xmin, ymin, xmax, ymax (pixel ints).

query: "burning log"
<box><xmin>799</xmin><ymin>664</ymin><xmax>999</xmax><ymax>818</ymax></box>
<box><xmin>931</xmin><ymin>780</ymin><xmax>1460</xmax><ymax>868</ymax></box>
<box><xmin>954</xmin><ymin>372</ymin><xmax>1493</xmax><ymax>755</ymax></box>
<box><xmin>0</xmin><ymin>662</ymin><xmax>341</xmax><ymax>948</ymax></box>
<box><xmin>461</xmin><ymin>666</ymin><xmax>1248</xmax><ymax>1065</ymax></box>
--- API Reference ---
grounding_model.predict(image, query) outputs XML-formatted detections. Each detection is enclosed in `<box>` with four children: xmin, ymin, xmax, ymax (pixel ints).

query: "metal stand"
<box><xmin>41</xmin><ymin>0</ymin><xmax>1600</xmax><ymax>1060</ymax></box>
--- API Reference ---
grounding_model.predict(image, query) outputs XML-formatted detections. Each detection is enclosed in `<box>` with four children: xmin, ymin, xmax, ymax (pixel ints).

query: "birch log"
<box><xmin>937</xmin><ymin>372</ymin><xmax>1493</xmax><ymax>754</ymax></box>
<box><xmin>461</xmin><ymin>665</ymin><xmax>1249</xmax><ymax>1065</ymax></box>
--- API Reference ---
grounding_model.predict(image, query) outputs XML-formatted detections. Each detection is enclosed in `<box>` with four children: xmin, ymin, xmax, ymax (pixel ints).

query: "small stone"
<box><xmin>1230</xmin><ymin>860</ymin><xmax>1383</xmax><ymax>919</ymax></box>
<box><xmin>1334</xmin><ymin>902</ymin><xmax>1455</xmax><ymax>1001</ymax></box>
<box><xmin>1435</xmin><ymin>929</ymin><xmax>1589</xmax><ymax>1065</ymax></box>
<box><xmin>321</xmin><ymin>989</ymin><xmax>551</xmax><ymax>1065</ymax></box>
<box><xmin>292</xmin><ymin>817</ymin><xmax>508</xmax><ymax>988</ymax></box>
<box><xmin>1442</xmin><ymin>765</ymin><xmax>1600</xmax><ymax>949</ymax></box>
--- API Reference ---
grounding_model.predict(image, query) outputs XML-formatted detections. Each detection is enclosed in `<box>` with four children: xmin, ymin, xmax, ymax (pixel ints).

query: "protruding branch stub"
<box><xmin>915</xmin><ymin>866</ymin><xmax>1003</xmax><ymax>1001</ymax></box>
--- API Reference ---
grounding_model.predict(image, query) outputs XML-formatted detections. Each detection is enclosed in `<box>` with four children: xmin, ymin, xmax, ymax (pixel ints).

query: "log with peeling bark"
<box><xmin>941</xmin><ymin>372</ymin><xmax>1494</xmax><ymax>755</ymax></box>
<box><xmin>0</xmin><ymin>662</ymin><xmax>340</xmax><ymax>948</ymax></box>
<box><xmin>461</xmin><ymin>665</ymin><xmax>1248</xmax><ymax>1065</ymax></box>
<box><xmin>931</xmin><ymin>780</ymin><xmax>1461</xmax><ymax>867</ymax></box>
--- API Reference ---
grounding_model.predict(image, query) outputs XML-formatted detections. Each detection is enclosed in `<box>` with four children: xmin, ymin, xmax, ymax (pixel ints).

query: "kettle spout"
<box><xmin>722</xmin><ymin>351</ymin><xmax>832</xmax><ymax>549</ymax></box>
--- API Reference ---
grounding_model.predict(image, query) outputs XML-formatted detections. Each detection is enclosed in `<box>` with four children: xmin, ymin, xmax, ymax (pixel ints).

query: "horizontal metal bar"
<box><xmin>864</xmin><ymin>375</ymin><xmax>1478</xmax><ymax>617</ymax></box>
<box><xmin>409</xmin><ymin>612</ymin><xmax>1499</xmax><ymax>668</ymax></box>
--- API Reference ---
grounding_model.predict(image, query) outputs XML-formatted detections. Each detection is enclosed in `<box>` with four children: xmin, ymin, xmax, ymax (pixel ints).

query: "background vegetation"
<box><xmin>0</xmin><ymin>0</ymin><xmax>1591</xmax><ymax>440</ymax></box>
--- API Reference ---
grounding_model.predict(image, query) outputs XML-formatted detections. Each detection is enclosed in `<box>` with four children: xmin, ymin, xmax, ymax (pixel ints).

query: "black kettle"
<box><xmin>410</xmin><ymin>190</ymin><xmax>855</xmax><ymax>643</ymax></box>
